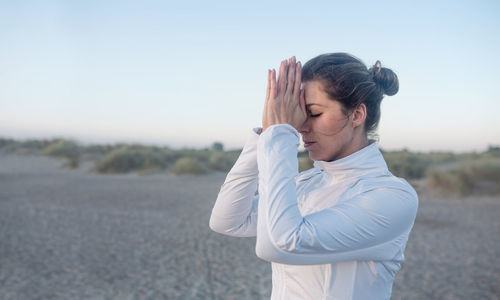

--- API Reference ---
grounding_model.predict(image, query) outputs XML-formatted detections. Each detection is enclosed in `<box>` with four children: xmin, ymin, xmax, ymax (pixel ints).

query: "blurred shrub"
<box><xmin>0</xmin><ymin>138</ymin><xmax>15</xmax><ymax>148</ymax></box>
<box><xmin>207</xmin><ymin>151</ymin><xmax>239</xmax><ymax>172</ymax></box>
<box><xmin>90</xmin><ymin>144</ymin><xmax>243</xmax><ymax>175</ymax></box>
<box><xmin>21</xmin><ymin>140</ymin><xmax>43</xmax><ymax>151</ymax></box>
<box><xmin>169</xmin><ymin>157</ymin><xmax>208</xmax><ymax>175</ymax></box>
<box><xmin>381</xmin><ymin>150</ymin><xmax>457</xmax><ymax>179</ymax></box>
<box><xmin>424</xmin><ymin>151</ymin><xmax>457</xmax><ymax>164</ymax></box>
<box><xmin>428</xmin><ymin>168</ymin><xmax>475</xmax><ymax>196</ymax></box>
<box><xmin>82</xmin><ymin>144</ymin><xmax>116</xmax><ymax>160</ymax></box>
<box><xmin>470</xmin><ymin>159</ymin><xmax>500</xmax><ymax>182</ymax></box>
<box><xmin>172</xmin><ymin>148</ymin><xmax>212</xmax><ymax>164</ymax></box>
<box><xmin>1</xmin><ymin>138</ymin><xmax>54</xmax><ymax>154</ymax></box>
<box><xmin>382</xmin><ymin>151</ymin><xmax>429</xmax><ymax>179</ymax></box>
<box><xmin>428</xmin><ymin>158</ymin><xmax>500</xmax><ymax>195</ymax></box>
<box><xmin>298</xmin><ymin>156</ymin><xmax>314</xmax><ymax>172</ymax></box>
<box><xmin>94</xmin><ymin>145</ymin><xmax>167</xmax><ymax>174</ymax></box>
<box><xmin>0</xmin><ymin>138</ymin><xmax>19</xmax><ymax>152</ymax></box>
<box><xmin>297</xmin><ymin>150</ymin><xmax>314</xmax><ymax>172</ymax></box>
<box><xmin>42</xmin><ymin>140</ymin><xmax>81</xmax><ymax>168</ymax></box>
<box><xmin>482</xmin><ymin>145</ymin><xmax>500</xmax><ymax>159</ymax></box>
<box><xmin>211</xmin><ymin>142</ymin><xmax>224</xmax><ymax>151</ymax></box>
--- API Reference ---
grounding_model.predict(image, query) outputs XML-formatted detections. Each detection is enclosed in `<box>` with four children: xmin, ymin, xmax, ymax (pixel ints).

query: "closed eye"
<box><xmin>309</xmin><ymin>113</ymin><xmax>322</xmax><ymax>118</ymax></box>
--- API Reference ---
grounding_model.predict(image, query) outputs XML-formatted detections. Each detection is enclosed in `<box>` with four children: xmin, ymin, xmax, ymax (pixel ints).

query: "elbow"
<box><xmin>208</xmin><ymin>213</ymin><xmax>225</xmax><ymax>235</ymax></box>
<box><xmin>209</xmin><ymin>216</ymin><xmax>234</xmax><ymax>236</ymax></box>
<box><xmin>209</xmin><ymin>213</ymin><xmax>256</xmax><ymax>237</ymax></box>
<box><xmin>208</xmin><ymin>203</ymin><xmax>230</xmax><ymax>235</ymax></box>
<box><xmin>255</xmin><ymin>245</ymin><xmax>268</xmax><ymax>262</ymax></box>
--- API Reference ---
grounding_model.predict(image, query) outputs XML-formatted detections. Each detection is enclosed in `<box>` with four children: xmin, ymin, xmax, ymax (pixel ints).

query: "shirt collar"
<box><xmin>312</xmin><ymin>140</ymin><xmax>388</xmax><ymax>182</ymax></box>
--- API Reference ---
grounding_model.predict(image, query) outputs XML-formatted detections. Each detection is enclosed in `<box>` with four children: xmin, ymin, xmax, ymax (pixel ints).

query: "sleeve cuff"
<box><xmin>260</xmin><ymin>124</ymin><xmax>300</xmax><ymax>141</ymax></box>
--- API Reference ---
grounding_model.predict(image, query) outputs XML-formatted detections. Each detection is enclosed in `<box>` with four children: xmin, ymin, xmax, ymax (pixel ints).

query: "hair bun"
<box><xmin>369</xmin><ymin>61</ymin><xmax>399</xmax><ymax>96</ymax></box>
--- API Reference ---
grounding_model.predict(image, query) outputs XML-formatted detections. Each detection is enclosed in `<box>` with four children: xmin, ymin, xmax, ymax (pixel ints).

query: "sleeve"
<box><xmin>255</xmin><ymin>124</ymin><xmax>419</xmax><ymax>265</ymax></box>
<box><xmin>209</xmin><ymin>127</ymin><xmax>262</xmax><ymax>237</ymax></box>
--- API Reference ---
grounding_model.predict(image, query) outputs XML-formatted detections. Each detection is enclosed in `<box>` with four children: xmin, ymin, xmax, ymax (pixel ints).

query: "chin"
<box><xmin>308</xmin><ymin>151</ymin><xmax>322</xmax><ymax>162</ymax></box>
<box><xmin>307</xmin><ymin>142</ymin><xmax>341</xmax><ymax>162</ymax></box>
<box><xmin>310</xmin><ymin>150</ymin><xmax>339</xmax><ymax>162</ymax></box>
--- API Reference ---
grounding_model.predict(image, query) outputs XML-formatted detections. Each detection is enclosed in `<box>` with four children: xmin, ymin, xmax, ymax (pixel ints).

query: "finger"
<box><xmin>271</xmin><ymin>69</ymin><xmax>277</xmax><ymax>99</ymax></box>
<box><xmin>277</xmin><ymin>59</ymin><xmax>288</xmax><ymax>95</ymax></box>
<box><xmin>286</xmin><ymin>56</ymin><xmax>296</xmax><ymax>95</ymax></box>
<box><xmin>276</xmin><ymin>60</ymin><xmax>284</xmax><ymax>95</ymax></box>
<box><xmin>266</xmin><ymin>69</ymin><xmax>271</xmax><ymax>101</ymax></box>
<box><xmin>300</xmin><ymin>87</ymin><xmax>306</xmax><ymax>116</ymax></box>
<box><xmin>293</xmin><ymin>61</ymin><xmax>302</xmax><ymax>97</ymax></box>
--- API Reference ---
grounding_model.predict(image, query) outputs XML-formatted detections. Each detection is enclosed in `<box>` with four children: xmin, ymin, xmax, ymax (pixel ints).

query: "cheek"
<box><xmin>314</xmin><ymin>115</ymin><xmax>350</xmax><ymax>137</ymax></box>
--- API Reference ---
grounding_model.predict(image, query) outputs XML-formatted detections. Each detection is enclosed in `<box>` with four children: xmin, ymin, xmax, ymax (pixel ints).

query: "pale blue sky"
<box><xmin>1</xmin><ymin>0</ymin><xmax>499</xmax><ymax>152</ymax></box>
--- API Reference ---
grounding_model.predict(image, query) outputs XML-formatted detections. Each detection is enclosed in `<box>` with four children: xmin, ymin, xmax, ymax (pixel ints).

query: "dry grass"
<box><xmin>93</xmin><ymin>146</ymin><xmax>168</xmax><ymax>174</ymax></box>
<box><xmin>169</xmin><ymin>157</ymin><xmax>208</xmax><ymax>175</ymax></box>
<box><xmin>428</xmin><ymin>157</ymin><xmax>500</xmax><ymax>196</ymax></box>
<box><xmin>42</xmin><ymin>140</ymin><xmax>81</xmax><ymax>169</ymax></box>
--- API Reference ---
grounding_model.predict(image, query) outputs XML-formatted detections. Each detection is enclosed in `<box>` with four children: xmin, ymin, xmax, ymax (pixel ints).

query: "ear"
<box><xmin>351</xmin><ymin>103</ymin><xmax>367</xmax><ymax>128</ymax></box>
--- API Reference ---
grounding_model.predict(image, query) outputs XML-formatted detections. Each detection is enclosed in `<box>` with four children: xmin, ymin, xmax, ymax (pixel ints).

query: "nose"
<box><xmin>299</xmin><ymin>117</ymin><xmax>311</xmax><ymax>134</ymax></box>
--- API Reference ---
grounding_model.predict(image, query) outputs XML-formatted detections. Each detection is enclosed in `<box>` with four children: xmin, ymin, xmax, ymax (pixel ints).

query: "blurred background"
<box><xmin>1</xmin><ymin>0</ymin><xmax>499</xmax><ymax>299</ymax></box>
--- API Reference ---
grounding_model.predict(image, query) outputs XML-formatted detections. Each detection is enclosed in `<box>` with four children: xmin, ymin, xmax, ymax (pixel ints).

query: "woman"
<box><xmin>209</xmin><ymin>53</ymin><xmax>418</xmax><ymax>300</ymax></box>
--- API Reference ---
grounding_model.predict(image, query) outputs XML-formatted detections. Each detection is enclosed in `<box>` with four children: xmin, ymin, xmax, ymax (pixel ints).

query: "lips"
<box><xmin>303</xmin><ymin>141</ymin><xmax>316</xmax><ymax>148</ymax></box>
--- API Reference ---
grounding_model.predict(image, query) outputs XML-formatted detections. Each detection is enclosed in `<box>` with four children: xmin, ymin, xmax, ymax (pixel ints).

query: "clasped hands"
<box><xmin>262</xmin><ymin>56</ymin><xmax>307</xmax><ymax>133</ymax></box>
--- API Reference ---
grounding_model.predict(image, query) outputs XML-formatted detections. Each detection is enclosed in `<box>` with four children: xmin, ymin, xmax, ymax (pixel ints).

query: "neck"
<box><xmin>313</xmin><ymin>137</ymin><xmax>388</xmax><ymax>182</ymax></box>
<box><xmin>328</xmin><ymin>132</ymin><xmax>369</xmax><ymax>162</ymax></box>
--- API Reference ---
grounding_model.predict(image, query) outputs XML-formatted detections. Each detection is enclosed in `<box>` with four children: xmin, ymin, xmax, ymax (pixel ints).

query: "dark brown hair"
<box><xmin>301</xmin><ymin>52</ymin><xmax>399</xmax><ymax>136</ymax></box>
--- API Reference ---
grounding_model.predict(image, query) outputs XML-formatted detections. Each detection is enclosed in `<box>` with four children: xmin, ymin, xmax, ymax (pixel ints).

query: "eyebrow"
<box><xmin>306</xmin><ymin>103</ymin><xmax>326</xmax><ymax>107</ymax></box>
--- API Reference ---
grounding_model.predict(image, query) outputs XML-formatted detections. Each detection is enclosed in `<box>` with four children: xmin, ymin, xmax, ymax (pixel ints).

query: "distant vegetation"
<box><xmin>42</xmin><ymin>139</ymin><xmax>81</xmax><ymax>168</ymax></box>
<box><xmin>93</xmin><ymin>145</ymin><xmax>169</xmax><ymax>174</ymax></box>
<box><xmin>428</xmin><ymin>155</ymin><xmax>500</xmax><ymax>196</ymax></box>
<box><xmin>380</xmin><ymin>150</ymin><xmax>456</xmax><ymax>179</ymax></box>
<box><xmin>169</xmin><ymin>157</ymin><xmax>208</xmax><ymax>175</ymax></box>
<box><xmin>1</xmin><ymin>137</ymin><xmax>499</xmax><ymax>196</ymax></box>
<box><xmin>0</xmin><ymin>138</ymin><xmax>239</xmax><ymax>175</ymax></box>
<box><xmin>298</xmin><ymin>151</ymin><xmax>314</xmax><ymax>172</ymax></box>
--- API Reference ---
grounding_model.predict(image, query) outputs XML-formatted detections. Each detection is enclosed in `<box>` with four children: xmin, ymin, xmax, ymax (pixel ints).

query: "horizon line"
<box><xmin>0</xmin><ymin>134</ymin><xmax>497</xmax><ymax>154</ymax></box>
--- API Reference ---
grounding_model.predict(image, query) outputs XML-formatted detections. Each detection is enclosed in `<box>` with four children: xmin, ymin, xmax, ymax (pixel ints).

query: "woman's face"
<box><xmin>299</xmin><ymin>80</ymin><xmax>360</xmax><ymax>162</ymax></box>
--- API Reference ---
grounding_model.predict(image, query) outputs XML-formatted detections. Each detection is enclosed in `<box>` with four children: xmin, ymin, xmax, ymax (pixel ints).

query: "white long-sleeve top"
<box><xmin>209</xmin><ymin>124</ymin><xmax>418</xmax><ymax>300</ymax></box>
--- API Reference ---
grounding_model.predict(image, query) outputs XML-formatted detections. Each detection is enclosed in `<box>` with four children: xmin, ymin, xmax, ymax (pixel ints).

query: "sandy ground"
<box><xmin>0</xmin><ymin>152</ymin><xmax>499</xmax><ymax>300</ymax></box>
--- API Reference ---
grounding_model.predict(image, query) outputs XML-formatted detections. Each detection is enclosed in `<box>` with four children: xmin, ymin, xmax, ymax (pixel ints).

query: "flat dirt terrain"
<box><xmin>0</xmin><ymin>153</ymin><xmax>499</xmax><ymax>299</ymax></box>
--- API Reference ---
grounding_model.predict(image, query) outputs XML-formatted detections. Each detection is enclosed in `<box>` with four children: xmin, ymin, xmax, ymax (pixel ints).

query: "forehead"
<box><xmin>303</xmin><ymin>80</ymin><xmax>332</xmax><ymax>107</ymax></box>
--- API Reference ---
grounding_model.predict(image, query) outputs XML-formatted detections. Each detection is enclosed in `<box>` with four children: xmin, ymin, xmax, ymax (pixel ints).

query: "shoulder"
<box><xmin>354</xmin><ymin>172</ymin><xmax>417</xmax><ymax>198</ymax></box>
<box><xmin>348</xmin><ymin>174</ymin><xmax>419</xmax><ymax>215</ymax></box>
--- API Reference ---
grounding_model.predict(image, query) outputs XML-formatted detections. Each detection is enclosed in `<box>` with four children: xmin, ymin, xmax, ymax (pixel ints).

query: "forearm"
<box><xmin>255</xmin><ymin>124</ymin><xmax>303</xmax><ymax>248</ymax></box>
<box><xmin>209</xmin><ymin>127</ymin><xmax>261</xmax><ymax>237</ymax></box>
